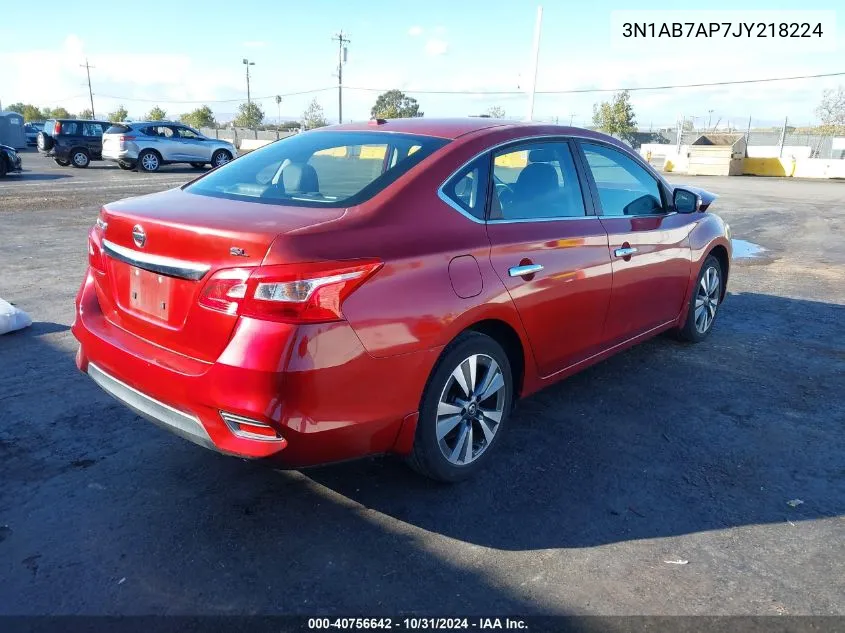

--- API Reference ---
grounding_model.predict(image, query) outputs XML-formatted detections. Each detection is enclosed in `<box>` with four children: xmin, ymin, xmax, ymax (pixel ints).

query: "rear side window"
<box><xmin>58</xmin><ymin>121</ymin><xmax>79</xmax><ymax>136</ymax></box>
<box><xmin>185</xmin><ymin>131</ymin><xmax>448</xmax><ymax>208</ymax></box>
<box><xmin>144</xmin><ymin>126</ymin><xmax>175</xmax><ymax>138</ymax></box>
<box><xmin>490</xmin><ymin>141</ymin><xmax>586</xmax><ymax>220</ymax></box>
<box><xmin>441</xmin><ymin>156</ymin><xmax>490</xmax><ymax>220</ymax></box>
<box><xmin>106</xmin><ymin>125</ymin><xmax>132</xmax><ymax>134</ymax></box>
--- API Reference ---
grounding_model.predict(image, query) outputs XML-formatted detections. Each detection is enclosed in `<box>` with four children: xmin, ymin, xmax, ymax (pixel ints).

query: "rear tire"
<box><xmin>190</xmin><ymin>162</ymin><xmax>207</xmax><ymax>169</ymax></box>
<box><xmin>54</xmin><ymin>157</ymin><xmax>70</xmax><ymax>167</ymax></box>
<box><xmin>118</xmin><ymin>161</ymin><xmax>134</xmax><ymax>170</ymax></box>
<box><xmin>0</xmin><ymin>157</ymin><xmax>7</xmax><ymax>178</ymax></box>
<box><xmin>70</xmin><ymin>149</ymin><xmax>90</xmax><ymax>168</ymax></box>
<box><xmin>138</xmin><ymin>150</ymin><xmax>161</xmax><ymax>173</ymax></box>
<box><xmin>408</xmin><ymin>332</ymin><xmax>513</xmax><ymax>483</ymax></box>
<box><xmin>211</xmin><ymin>149</ymin><xmax>232</xmax><ymax>168</ymax></box>
<box><xmin>677</xmin><ymin>255</ymin><xmax>723</xmax><ymax>343</ymax></box>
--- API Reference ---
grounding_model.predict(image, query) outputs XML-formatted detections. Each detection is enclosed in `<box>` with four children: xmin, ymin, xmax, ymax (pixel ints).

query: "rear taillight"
<box><xmin>118</xmin><ymin>135</ymin><xmax>135</xmax><ymax>142</ymax></box>
<box><xmin>197</xmin><ymin>268</ymin><xmax>250</xmax><ymax>314</ymax></box>
<box><xmin>199</xmin><ymin>259</ymin><xmax>382</xmax><ymax>324</ymax></box>
<box><xmin>54</xmin><ymin>122</ymin><xmax>61</xmax><ymax>134</ymax></box>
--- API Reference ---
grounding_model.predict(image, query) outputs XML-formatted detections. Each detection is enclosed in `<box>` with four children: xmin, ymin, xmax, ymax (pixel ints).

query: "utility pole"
<box><xmin>779</xmin><ymin>116</ymin><xmax>788</xmax><ymax>158</ymax></box>
<box><xmin>80</xmin><ymin>59</ymin><xmax>95</xmax><ymax>118</ymax></box>
<box><xmin>332</xmin><ymin>31</ymin><xmax>351</xmax><ymax>124</ymax></box>
<box><xmin>568</xmin><ymin>113</ymin><xmax>576</xmax><ymax>126</ymax></box>
<box><xmin>525</xmin><ymin>6</ymin><xmax>543</xmax><ymax>121</ymax></box>
<box><xmin>707</xmin><ymin>109</ymin><xmax>714</xmax><ymax>130</ymax></box>
<box><xmin>275</xmin><ymin>95</ymin><xmax>282</xmax><ymax>140</ymax></box>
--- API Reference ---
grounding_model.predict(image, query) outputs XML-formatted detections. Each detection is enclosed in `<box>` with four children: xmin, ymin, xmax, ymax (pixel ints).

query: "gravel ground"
<box><xmin>1</xmin><ymin>149</ymin><xmax>843</xmax><ymax>616</ymax></box>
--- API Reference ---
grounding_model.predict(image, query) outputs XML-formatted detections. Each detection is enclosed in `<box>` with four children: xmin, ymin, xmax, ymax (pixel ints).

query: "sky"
<box><xmin>0</xmin><ymin>0</ymin><xmax>842</xmax><ymax>129</ymax></box>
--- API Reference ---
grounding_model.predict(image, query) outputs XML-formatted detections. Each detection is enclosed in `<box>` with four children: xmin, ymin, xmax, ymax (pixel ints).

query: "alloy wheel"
<box><xmin>436</xmin><ymin>354</ymin><xmax>506</xmax><ymax>466</ymax></box>
<box><xmin>695</xmin><ymin>266</ymin><xmax>720</xmax><ymax>334</ymax></box>
<box><xmin>214</xmin><ymin>152</ymin><xmax>231</xmax><ymax>167</ymax></box>
<box><xmin>73</xmin><ymin>152</ymin><xmax>88</xmax><ymax>166</ymax></box>
<box><xmin>141</xmin><ymin>153</ymin><xmax>159</xmax><ymax>171</ymax></box>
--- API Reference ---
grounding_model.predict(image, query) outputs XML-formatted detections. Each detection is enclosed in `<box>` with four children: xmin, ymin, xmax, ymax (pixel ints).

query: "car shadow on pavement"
<box><xmin>0</xmin><ymin>292</ymin><xmax>843</xmax><ymax>613</ymax></box>
<box><xmin>307</xmin><ymin>291</ymin><xmax>845</xmax><ymax>551</ymax></box>
<box><xmin>15</xmin><ymin>173</ymin><xmax>73</xmax><ymax>182</ymax></box>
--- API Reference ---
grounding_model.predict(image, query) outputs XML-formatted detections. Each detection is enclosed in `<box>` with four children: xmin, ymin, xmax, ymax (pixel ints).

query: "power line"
<box><xmin>92</xmin><ymin>87</ymin><xmax>336</xmax><ymax>105</ymax></box>
<box><xmin>84</xmin><ymin>70</ymin><xmax>844</xmax><ymax>106</ymax></box>
<box><xmin>344</xmin><ymin>70</ymin><xmax>845</xmax><ymax>95</ymax></box>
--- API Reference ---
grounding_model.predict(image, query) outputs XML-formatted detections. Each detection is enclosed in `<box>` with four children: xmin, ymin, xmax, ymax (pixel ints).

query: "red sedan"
<box><xmin>73</xmin><ymin>118</ymin><xmax>731</xmax><ymax>482</ymax></box>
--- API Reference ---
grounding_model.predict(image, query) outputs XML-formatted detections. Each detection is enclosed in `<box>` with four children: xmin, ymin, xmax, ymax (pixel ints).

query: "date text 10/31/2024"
<box><xmin>307</xmin><ymin>618</ymin><xmax>528</xmax><ymax>630</ymax></box>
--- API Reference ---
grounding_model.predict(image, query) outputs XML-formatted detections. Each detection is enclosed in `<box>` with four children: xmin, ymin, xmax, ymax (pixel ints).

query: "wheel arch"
<box><xmin>460</xmin><ymin>318</ymin><xmax>527</xmax><ymax>400</ymax></box>
<box><xmin>708</xmin><ymin>244</ymin><xmax>730</xmax><ymax>301</ymax></box>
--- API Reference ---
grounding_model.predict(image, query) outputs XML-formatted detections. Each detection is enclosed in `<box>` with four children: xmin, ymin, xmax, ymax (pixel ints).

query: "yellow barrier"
<box><xmin>314</xmin><ymin>146</ymin><xmax>348</xmax><ymax>157</ymax></box>
<box><xmin>494</xmin><ymin>151</ymin><xmax>529</xmax><ymax>168</ymax></box>
<box><xmin>741</xmin><ymin>157</ymin><xmax>795</xmax><ymax>177</ymax></box>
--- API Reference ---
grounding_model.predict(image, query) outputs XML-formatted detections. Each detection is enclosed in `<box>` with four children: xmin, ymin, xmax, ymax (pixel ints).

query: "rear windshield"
<box><xmin>43</xmin><ymin>120</ymin><xmax>55</xmax><ymax>135</ymax></box>
<box><xmin>105</xmin><ymin>124</ymin><xmax>132</xmax><ymax>134</ymax></box>
<box><xmin>185</xmin><ymin>131</ymin><xmax>449</xmax><ymax>208</ymax></box>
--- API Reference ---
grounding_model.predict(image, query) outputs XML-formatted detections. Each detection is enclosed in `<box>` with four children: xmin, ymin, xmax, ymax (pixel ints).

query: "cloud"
<box><xmin>424</xmin><ymin>39</ymin><xmax>449</xmax><ymax>57</ymax></box>
<box><xmin>242</xmin><ymin>40</ymin><xmax>267</xmax><ymax>48</ymax></box>
<box><xmin>434</xmin><ymin>25</ymin><xmax>447</xmax><ymax>35</ymax></box>
<box><xmin>408</xmin><ymin>26</ymin><xmax>423</xmax><ymax>37</ymax></box>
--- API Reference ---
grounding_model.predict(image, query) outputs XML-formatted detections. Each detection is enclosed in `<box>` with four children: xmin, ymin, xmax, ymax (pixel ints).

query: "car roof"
<box><xmin>125</xmin><ymin>121</ymin><xmax>189</xmax><ymax>127</ymax></box>
<box><xmin>321</xmin><ymin>117</ymin><xmax>628</xmax><ymax>147</ymax></box>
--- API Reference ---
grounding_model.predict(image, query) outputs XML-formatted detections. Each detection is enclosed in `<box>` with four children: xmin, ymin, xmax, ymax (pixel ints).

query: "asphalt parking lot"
<box><xmin>1</xmin><ymin>148</ymin><xmax>843</xmax><ymax>616</ymax></box>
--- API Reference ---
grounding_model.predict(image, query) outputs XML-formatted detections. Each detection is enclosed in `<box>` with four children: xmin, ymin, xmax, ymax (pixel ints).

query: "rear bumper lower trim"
<box><xmin>87</xmin><ymin>362</ymin><xmax>217</xmax><ymax>451</ymax></box>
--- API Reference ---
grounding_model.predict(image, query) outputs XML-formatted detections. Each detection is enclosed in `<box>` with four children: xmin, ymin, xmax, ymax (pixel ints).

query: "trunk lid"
<box><xmin>95</xmin><ymin>187</ymin><xmax>345</xmax><ymax>361</ymax></box>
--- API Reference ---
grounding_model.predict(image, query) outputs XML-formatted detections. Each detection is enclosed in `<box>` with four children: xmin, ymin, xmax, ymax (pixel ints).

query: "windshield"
<box><xmin>185</xmin><ymin>131</ymin><xmax>449</xmax><ymax>208</ymax></box>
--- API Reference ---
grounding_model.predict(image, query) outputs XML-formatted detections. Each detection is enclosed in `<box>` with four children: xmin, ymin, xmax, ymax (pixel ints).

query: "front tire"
<box><xmin>678</xmin><ymin>255</ymin><xmax>723</xmax><ymax>342</ymax></box>
<box><xmin>211</xmin><ymin>149</ymin><xmax>232</xmax><ymax>168</ymax></box>
<box><xmin>70</xmin><ymin>149</ymin><xmax>90</xmax><ymax>168</ymax></box>
<box><xmin>138</xmin><ymin>150</ymin><xmax>161</xmax><ymax>173</ymax></box>
<box><xmin>408</xmin><ymin>332</ymin><xmax>513</xmax><ymax>482</ymax></box>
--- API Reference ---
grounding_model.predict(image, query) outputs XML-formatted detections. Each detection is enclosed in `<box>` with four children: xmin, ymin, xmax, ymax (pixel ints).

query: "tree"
<box><xmin>180</xmin><ymin>105</ymin><xmax>216</xmax><ymax>129</ymax></box>
<box><xmin>370</xmin><ymin>90</ymin><xmax>423</xmax><ymax>119</ymax></box>
<box><xmin>815</xmin><ymin>86</ymin><xmax>845</xmax><ymax>135</ymax></box>
<box><xmin>6</xmin><ymin>102</ymin><xmax>26</xmax><ymax>115</ymax></box>
<box><xmin>109</xmin><ymin>105</ymin><xmax>129</xmax><ymax>122</ymax></box>
<box><xmin>145</xmin><ymin>106</ymin><xmax>167</xmax><ymax>121</ymax></box>
<box><xmin>79</xmin><ymin>108</ymin><xmax>94</xmax><ymax>119</ymax></box>
<box><xmin>486</xmin><ymin>105</ymin><xmax>506</xmax><ymax>118</ymax></box>
<box><xmin>233</xmin><ymin>102</ymin><xmax>264</xmax><ymax>128</ymax></box>
<box><xmin>47</xmin><ymin>107</ymin><xmax>71</xmax><ymax>119</ymax></box>
<box><xmin>592</xmin><ymin>90</ymin><xmax>637</xmax><ymax>143</ymax></box>
<box><xmin>302</xmin><ymin>98</ymin><xmax>327</xmax><ymax>129</ymax></box>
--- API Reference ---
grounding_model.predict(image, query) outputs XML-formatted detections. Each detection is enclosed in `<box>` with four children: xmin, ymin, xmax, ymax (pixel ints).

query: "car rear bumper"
<box><xmin>102</xmin><ymin>147</ymin><xmax>137</xmax><ymax>161</ymax></box>
<box><xmin>72</xmin><ymin>269</ymin><xmax>438</xmax><ymax>466</ymax></box>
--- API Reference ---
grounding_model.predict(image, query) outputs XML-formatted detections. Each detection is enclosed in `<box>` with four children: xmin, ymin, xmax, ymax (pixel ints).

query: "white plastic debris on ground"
<box><xmin>0</xmin><ymin>298</ymin><xmax>32</xmax><ymax>334</ymax></box>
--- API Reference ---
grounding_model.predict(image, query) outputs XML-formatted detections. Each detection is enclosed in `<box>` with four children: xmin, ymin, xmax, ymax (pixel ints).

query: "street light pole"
<box><xmin>242</xmin><ymin>59</ymin><xmax>255</xmax><ymax>109</ymax></box>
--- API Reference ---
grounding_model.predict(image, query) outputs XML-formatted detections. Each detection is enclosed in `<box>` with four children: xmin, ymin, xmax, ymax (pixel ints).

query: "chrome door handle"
<box><xmin>508</xmin><ymin>264</ymin><xmax>544</xmax><ymax>277</ymax></box>
<box><xmin>614</xmin><ymin>247</ymin><xmax>638</xmax><ymax>258</ymax></box>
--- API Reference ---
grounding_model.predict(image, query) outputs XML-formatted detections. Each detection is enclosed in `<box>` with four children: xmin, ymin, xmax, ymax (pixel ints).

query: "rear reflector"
<box><xmin>220</xmin><ymin>411</ymin><xmax>283</xmax><ymax>441</ymax></box>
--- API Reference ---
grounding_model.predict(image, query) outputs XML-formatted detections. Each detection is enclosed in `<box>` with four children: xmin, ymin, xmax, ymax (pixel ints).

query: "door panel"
<box><xmin>598</xmin><ymin>214</ymin><xmax>694</xmax><ymax>344</ymax></box>
<box><xmin>577</xmin><ymin>141</ymin><xmax>694</xmax><ymax>344</ymax></box>
<box><xmin>488</xmin><ymin>220</ymin><xmax>612</xmax><ymax>377</ymax></box>
<box><xmin>485</xmin><ymin>140</ymin><xmax>612</xmax><ymax>378</ymax></box>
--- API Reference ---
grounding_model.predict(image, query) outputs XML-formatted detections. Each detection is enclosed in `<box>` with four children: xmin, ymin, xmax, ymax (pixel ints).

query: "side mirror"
<box><xmin>673</xmin><ymin>188</ymin><xmax>699</xmax><ymax>213</ymax></box>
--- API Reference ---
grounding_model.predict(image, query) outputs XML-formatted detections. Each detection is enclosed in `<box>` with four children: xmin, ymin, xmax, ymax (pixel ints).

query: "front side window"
<box><xmin>185</xmin><ymin>131</ymin><xmax>448</xmax><ymax>207</ymax></box>
<box><xmin>490</xmin><ymin>141</ymin><xmax>586</xmax><ymax>220</ymax></box>
<box><xmin>581</xmin><ymin>143</ymin><xmax>664</xmax><ymax>216</ymax></box>
<box><xmin>82</xmin><ymin>123</ymin><xmax>103</xmax><ymax>137</ymax></box>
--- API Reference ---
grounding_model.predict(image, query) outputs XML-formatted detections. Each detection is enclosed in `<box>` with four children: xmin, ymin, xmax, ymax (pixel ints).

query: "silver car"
<box><xmin>102</xmin><ymin>121</ymin><xmax>237</xmax><ymax>172</ymax></box>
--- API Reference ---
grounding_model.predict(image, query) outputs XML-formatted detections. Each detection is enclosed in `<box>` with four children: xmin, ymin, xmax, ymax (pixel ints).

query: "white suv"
<box><xmin>102</xmin><ymin>122</ymin><xmax>237</xmax><ymax>172</ymax></box>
